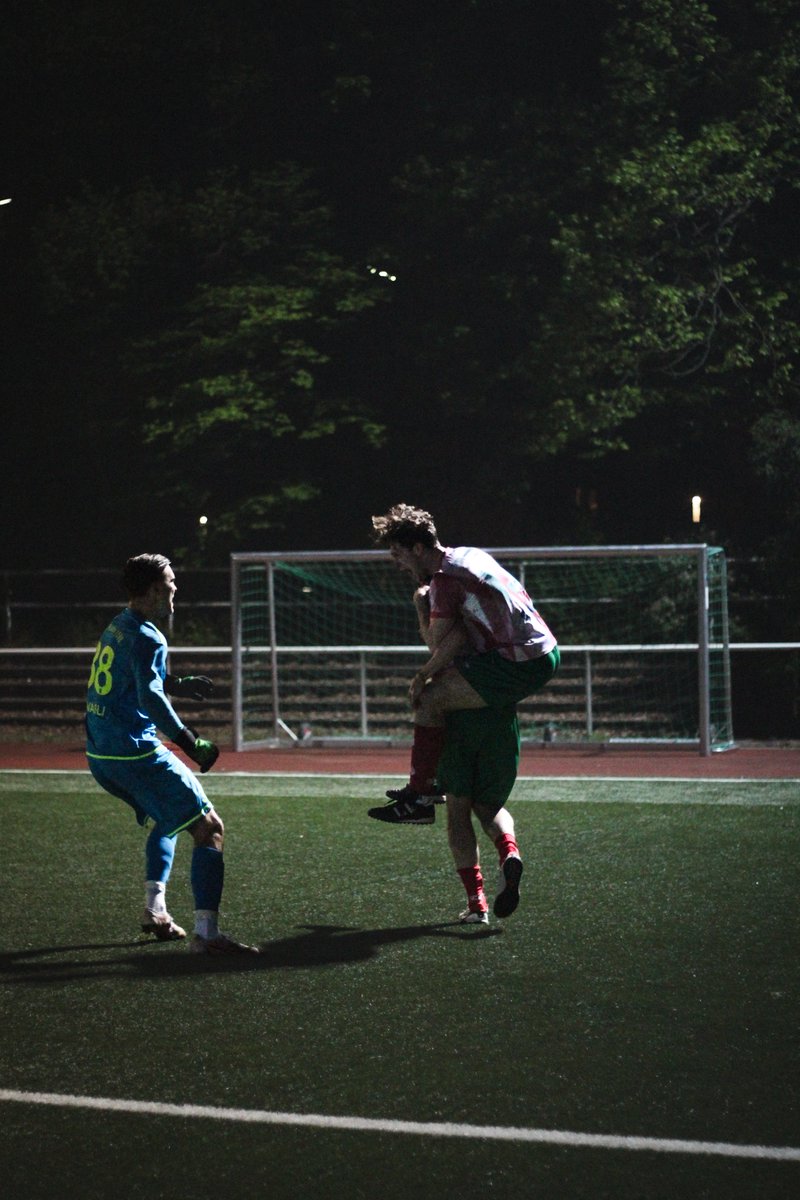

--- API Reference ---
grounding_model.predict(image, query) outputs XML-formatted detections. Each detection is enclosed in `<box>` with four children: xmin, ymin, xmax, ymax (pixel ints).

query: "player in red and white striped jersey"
<box><xmin>368</xmin><ymin>504</ymin><xmax>559</xmax><ymax>827</ymax></box>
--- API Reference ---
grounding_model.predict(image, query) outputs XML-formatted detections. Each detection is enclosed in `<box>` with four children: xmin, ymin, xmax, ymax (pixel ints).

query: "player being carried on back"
<box><xmin>368</xmin><ymin>503</ymin><xmax>559</xmax><ymax>826</ymax></box>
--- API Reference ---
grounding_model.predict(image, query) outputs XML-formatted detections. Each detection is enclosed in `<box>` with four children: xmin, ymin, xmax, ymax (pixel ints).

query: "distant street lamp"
<box><xmin>691</xmin><ymin>495</ymin><xmax>702</xmax><ymax>524</ymax></box>
<box><xmin>367</xmin><ymin>265</ymin><xmax>397</xmax><ymax>282</ymax></box>
<box><xmin>0</xmin><ymin>198</ymin><xmax>12</xmax><ymax>206</ymax></box>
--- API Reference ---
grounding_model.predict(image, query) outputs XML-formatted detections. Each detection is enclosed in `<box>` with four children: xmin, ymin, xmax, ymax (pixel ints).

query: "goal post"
<box><xmin>230</xmin><ymin>545</ymin><xmax>733</xmax><ymax>755</ymax></box>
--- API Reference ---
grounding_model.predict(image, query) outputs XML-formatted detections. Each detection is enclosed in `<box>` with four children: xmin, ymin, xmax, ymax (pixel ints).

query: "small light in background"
<box><xmin>0</xmin><ymin>198</ymin><xmax>12</xmax><ymax>206</ymax></box>
<box><xmin>691</xmin><ymin>495</ymin><xmax>702</xmax><ymax>524</ymax></box>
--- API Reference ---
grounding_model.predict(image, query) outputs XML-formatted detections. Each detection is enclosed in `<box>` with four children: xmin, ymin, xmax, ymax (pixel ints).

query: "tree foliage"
<box><xmin>5</xmin><ymin>0</ymin><xmax>800</xmax><ymax>578</ymax></box>
<box><xmin>33</xmin><ymin>166</ymin><xmax>387</xmax><ymax>554</ymax></box>
<box><xmin>379</xmin><ymin>0</ymin><xmax>800</xmax><ymax>463</ymax></box>
<box><xmin>540</xmin><ymin>0</ymin><xmax>800</xmax><ymax>453</ymax></box>
<box><xmin>338</xmin><ymin>0</ymin><xmax>800</xmax><ymax>552</ymax></box>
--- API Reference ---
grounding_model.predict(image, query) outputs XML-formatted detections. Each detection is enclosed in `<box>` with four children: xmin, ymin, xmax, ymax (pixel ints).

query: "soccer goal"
<box><xmin>230</xmin><ymin>545</ymin><xmax>733</xmax><ymax>754</ymax></box>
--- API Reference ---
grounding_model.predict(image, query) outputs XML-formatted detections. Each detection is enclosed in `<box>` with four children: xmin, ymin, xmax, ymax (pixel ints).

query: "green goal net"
<box><xmin>231</xmin><ymin>545</ymin><xmax>733</xmax><ymax>753</ymax></box>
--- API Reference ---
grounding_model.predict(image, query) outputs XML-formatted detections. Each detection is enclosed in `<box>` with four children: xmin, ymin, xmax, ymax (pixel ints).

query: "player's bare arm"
<box><xmin>414</xmin><ymin>582</ymin><xmax>468</xmax><ymax>652</ymax></box>
<box><xmin>410</xmin><ymin>617</ymin><xmax>470</xmax><ymax>705</ymax></box>
<box><xmin>414</xmin><ymin>583</ymin><xmax>432</xmax><ymax>643</ymax></box>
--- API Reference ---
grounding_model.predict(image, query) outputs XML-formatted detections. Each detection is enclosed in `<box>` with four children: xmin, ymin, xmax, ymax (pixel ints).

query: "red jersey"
<box><xmin>429</xmin><ymin>546</ymin><xmax>557</xmax><ymax>662</ymax></box>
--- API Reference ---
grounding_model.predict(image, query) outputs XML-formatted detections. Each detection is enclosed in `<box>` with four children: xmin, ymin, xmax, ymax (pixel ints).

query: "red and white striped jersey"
<box><xmin>429</xmin><ymin>546</ymin><xmax>557</xmax><ymax>662</ymax></box>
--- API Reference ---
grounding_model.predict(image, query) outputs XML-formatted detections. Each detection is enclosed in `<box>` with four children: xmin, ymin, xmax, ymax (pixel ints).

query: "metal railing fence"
<box><xmin>0</xmin><ymin>643</ymin><xmax>797</xmax><ymax>744</ymax></box>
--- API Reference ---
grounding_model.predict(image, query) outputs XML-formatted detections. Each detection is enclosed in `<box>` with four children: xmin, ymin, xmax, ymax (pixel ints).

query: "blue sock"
<box><xmin>145</xmin><ymin>828</ymin><xmax>176</xmax><ymax>884</ymax></box>
<box><xmin>191</xmin><ymin>845</ymin><xmax>224</xmax><ymax>911</ymax></box>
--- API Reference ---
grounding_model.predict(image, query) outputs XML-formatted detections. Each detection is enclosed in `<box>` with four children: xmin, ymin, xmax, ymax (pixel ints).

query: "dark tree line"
<box><xmin>2</xmin><ymin>0</ymin><xmax>799</xmax><ymax>635</ymax></box>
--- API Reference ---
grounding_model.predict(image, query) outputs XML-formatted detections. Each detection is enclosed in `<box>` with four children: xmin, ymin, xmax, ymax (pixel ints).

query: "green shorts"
<box><xmin>455</xmin><ymin>646</ymin><xmax>559</xmax><ymax>707</ymax></box>
<box><xmin>436</xmin><ymin>705</ymin><xmax>521</xmax><ymax>816</ymax></box>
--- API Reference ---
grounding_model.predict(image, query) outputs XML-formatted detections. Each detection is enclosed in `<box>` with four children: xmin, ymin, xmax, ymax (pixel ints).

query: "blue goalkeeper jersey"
<box><xmin>86</xmin><ymin>607</ymin><xmax>185</xmax><ymax>758</ymax></box>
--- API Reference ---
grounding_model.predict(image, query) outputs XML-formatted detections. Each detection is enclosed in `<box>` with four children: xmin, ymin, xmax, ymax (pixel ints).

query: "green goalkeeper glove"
<box><xmin>174</xmin><ymin>726</ymin><xmax>220</xmax><ymax>773</ymax></box>
<box><xmin>165</xmin><ymin>674</ymin><xmax>214</xmax><ymax>701</ymax></box>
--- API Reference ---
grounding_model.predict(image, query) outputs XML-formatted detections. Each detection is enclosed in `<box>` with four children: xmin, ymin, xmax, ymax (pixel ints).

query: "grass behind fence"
<box><xmin>1</xmin><ymin>773</ymin><xmax>799</xmax><ymax>1199</ymax></box>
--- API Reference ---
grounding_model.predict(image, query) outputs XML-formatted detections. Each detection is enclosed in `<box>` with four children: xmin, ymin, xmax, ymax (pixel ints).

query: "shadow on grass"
<box><xmin>0</xmin><ymin>921</ymin><xmax>502</xmax><ymax>985</ymax></box>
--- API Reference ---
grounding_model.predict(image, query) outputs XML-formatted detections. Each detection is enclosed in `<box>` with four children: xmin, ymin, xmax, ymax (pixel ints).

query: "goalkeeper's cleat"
<box><xmin>140</xmin><ymin>909</ymin><xmax>186</xmax><ymax>941</ymax></box>
<box><xmin>385</xmin><ymin>783</ymin><xmax>444</xmax><ymax>805</ymax></box>
<box><xmin>189</xmin><ymin>932</ymin><xmax>259</xmax><ymax>955</ymax></box>
<box><xmin>368</xmin><ymin>790</ymin><xmax>436</xmax><ymax>825</ymax></box>
<box><xmin>493</xmin><ymin>854</ymin><xmax>523</xmax><ymax>919</ymax></box>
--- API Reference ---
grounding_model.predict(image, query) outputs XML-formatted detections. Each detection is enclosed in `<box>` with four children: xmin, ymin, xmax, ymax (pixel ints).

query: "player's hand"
<box><xmin>191</xmin><ymin>738</ymin><xmax>220</xmax><ymax>773</ymax></box>
<box><xmin>409</xmin><ymin>671</ymin><xmax>430</xmax><ymax>706</ymax></box>
<box><xmin>413</xmin><ymin>584</ymin><xmax>430</xmax><ymax>610</ymax></box>
<box><xmin>166</xmin><ymin>674</ymin><xmax>214</xmax><ymax>701</ymax></box>
<box><xmin>174</xmin><ymin>727</ymin><xmax>220</xmax><ymax>773</ymax></box>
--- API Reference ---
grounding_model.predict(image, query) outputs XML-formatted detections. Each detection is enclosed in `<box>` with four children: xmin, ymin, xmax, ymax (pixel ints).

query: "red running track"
<box><xmin>1</xmin><ymin>740</ymin><xmax>799</xmax><ymax>778</ymax></box>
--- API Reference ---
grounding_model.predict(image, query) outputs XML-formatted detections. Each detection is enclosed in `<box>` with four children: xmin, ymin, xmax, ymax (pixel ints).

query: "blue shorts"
<box><xmin>88</xmin><ymin>743</ymin><xmax>212</xmax><ymax>838</ymax></box>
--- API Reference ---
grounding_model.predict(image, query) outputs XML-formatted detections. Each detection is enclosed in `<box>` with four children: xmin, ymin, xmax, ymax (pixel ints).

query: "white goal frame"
<box><xmin>230</xmin><ymin>544</ymin><xmax>733</xmax><ymax>755</ymax></box>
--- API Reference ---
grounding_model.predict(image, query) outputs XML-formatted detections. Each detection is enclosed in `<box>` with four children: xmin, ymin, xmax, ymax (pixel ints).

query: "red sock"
<box><xmin>458</xmin><ymin>867</ymin><xmax>488</xmax><ymax>912</ymax></box>
<box><xmin>494</xmin><ymin>833</ymin><xmax>519</xmax><ymax>866</ymax></box>
<box><xmin>409</xmin><ymin>724</ymin><xmax>445</xmax><ymax>792</ymax></box>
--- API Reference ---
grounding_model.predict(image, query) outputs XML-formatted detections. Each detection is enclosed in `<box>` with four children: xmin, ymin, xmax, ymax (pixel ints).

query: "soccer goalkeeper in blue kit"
<box><xmin>86</xmin><ymin>553</ymin><xmax>257</xmax><ymax>954</ymax></box>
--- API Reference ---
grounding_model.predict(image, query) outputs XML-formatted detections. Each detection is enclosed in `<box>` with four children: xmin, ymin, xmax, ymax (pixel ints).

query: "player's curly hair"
<box><xmin>123</xmin><ymin>553</ymin><xmax>172</xmax><ymax>597</ymax></box>
<box><xmin>371</xmin><ymin>503</ymin><xmax>439</xmax><ymax>549</ymax></box>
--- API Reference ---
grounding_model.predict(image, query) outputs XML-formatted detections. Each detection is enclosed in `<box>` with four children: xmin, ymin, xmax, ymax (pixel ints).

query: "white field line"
<box><xmin>1</xmin><ymin>1089</ymin><xmax>798</xmax><ymax>1163</ymax></box>
<box><xmin>2</xmin><ymin>768</ymin><xmax>800</xmax><ymax>789</ymax></box>
<box><xmin>219</xmin><ymin>772</ymin><xmax>800</xmax><ymax>797</ymax></box>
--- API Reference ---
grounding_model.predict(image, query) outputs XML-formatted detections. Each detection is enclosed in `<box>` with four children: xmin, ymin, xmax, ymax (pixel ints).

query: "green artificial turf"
<box><xmin>1</xmin><ymin>772</ymin><xmax>799</xmax><ymax>1199</ymax></box>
